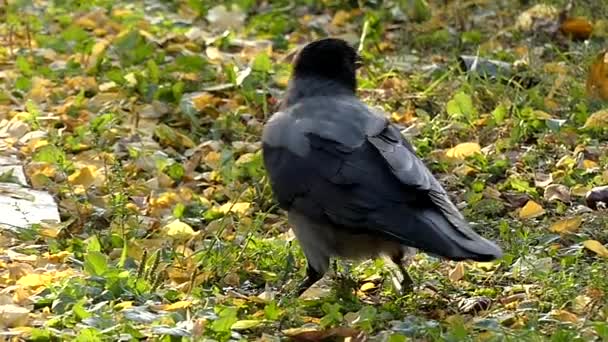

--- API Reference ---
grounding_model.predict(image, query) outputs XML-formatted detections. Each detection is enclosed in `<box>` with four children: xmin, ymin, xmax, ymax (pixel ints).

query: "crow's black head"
<box><xmin>292</xmin><ymin>38</ymin><xmax>362</xmax><ymax>92</ymax></box>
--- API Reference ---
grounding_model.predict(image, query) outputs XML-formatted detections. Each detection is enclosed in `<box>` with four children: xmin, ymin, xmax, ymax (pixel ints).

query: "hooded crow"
<box><xmin>262</xmin><ymin>38</ymin><xmax>502</xmax><ymax>295</ymax></box>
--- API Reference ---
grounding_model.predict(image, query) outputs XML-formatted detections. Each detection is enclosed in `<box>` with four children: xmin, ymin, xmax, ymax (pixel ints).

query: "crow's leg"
<box><xmin>296</xmin><ymin>262</ymin><xmax>324</xmax><ymax>295</ymax></box>
<box><xmin>390</xmin><ymin>251</ymin><xmax>414</xmax><ymax>294</ymax></box>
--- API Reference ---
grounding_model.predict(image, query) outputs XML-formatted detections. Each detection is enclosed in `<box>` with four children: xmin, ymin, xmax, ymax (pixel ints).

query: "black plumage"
<box><xmin>262</xmin><ymin>38</ymin><xmax>502</xmax><ymax>294</ymax></box>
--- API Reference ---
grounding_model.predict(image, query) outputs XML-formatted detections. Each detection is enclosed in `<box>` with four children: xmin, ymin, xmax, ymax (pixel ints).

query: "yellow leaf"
<box><xmin>449</xmin><ymin>262</ymin><xmax>465</xmax><ymax>282</ymax></box>
<box><xmin>549</xmin><ymin>217</ymin><xmax>582</xmax><ymax>234</ymax></box>
<box><xmin>583</xmin><ymin>240</ymin><xmax>608</xmax><ymax>258</ymax></box>
<box><xmin>549</xmin><ymin>309</ymin><xmax>579</xmax><ymax>323</ymax></box>
<box><xmin>445</xmin><ymin>142</ymin><xmax>481</xmax><ymax>160</ymax></box>
<box><xmin>571</xmin><ymin>184</ymin><xmax>592</xmax><ymax>197</ymax></box>
<box><xmin>67</xmin><ymin>166</ymin><xmax>99</xmax><ymax>187</ymax></box>
<box><xmin>192</xmin><ymin>92</ymin><xmax>219</xmax><ymax>111</ymax></box>
<box><xmin>162</xmin><ymin>300</ymin><xmax>192</xmax><ymax>311</ymax></box>
<box><xmin>583</xmin><ymin>109</ymin><xmax>608</xmax><ymax>129</ymax></box>
<box><xmin>16</xmin><ymin>274</ymin><xmax>51</xmax><ymax>288</ymax></box>
<box><xmin>359</xmin><ymin>282</ymin><xmax>377</xmax><ymax>292</ymax></box>
<box><xmin>114</xmin><ymin>301</ymin><xmax>133</xmax><ymax>310</ymax></box>
<box><xmin>519</xmin><ymin>200</ymin><xmax>545</xmax><ymax>219</ymax></box>
<box><xmin>218</xmin><ymin>202</ymin><xmax>251</xmax><ymax>215</ymax></box>
<box><xmin>331</xmin><ymin>10</ymin><xmax>352</xmax><ymax>27</ymax></box>
<box><xmin>453</xmin><ymin>164</ymin><xmax>477</xmax><ymax>177</ymax></box>
<box><xmin>582</xmin><ymin>159</ymin><xmax>598</xmax><ymax>170</ymax></box>
<box><xmin>163</xmin><ymin>219</ymin><xmax>198</xmax><ymax>240</ymax></box>
<box><xmin>231</xmin><ymin>320</ymin><xmax>263</xmax><ymax>330</ymax></box>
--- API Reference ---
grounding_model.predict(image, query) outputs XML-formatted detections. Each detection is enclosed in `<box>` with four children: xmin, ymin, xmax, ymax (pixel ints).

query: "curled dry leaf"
<box><xmin>543</xmin><ymin>184</ymin><xmax>571</xmax><ymax>203</ymax></box>
<box><xmin>448</xmin><ymin>262</ymin><xmax>465</xmax><ymax>282</ymax></box>
<box><xmin>585</xmin><ymin>185</ymin><xmax>608</xmax><ymax>210</ymax></box>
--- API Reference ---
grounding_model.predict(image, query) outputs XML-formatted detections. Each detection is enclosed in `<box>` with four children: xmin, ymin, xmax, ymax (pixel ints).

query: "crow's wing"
<box><xmin>262</xmin><ymin>97</ymin><xmax>502</xmax><ymax>261</ymax></box>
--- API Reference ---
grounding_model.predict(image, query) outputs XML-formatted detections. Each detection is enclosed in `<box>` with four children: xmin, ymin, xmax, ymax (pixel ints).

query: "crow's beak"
<box><xmin>355</xmin><ymin>54</ymin><xmax>364</xmax><ymax>69</ymax></box>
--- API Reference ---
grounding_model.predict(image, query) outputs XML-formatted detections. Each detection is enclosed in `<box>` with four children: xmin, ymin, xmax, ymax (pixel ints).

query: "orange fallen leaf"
<box><xmin>560</xmin><ymin>17</ymin><xmax>593</xmax><ymax>40</ymax></box>
<box><xmin>586</xmin><ymin>51</ymin><xmax>608</xmax><ymax>101</ymax></box>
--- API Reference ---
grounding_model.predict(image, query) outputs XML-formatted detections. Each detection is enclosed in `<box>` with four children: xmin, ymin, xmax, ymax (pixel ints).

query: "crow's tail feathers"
<box><xmin>376</xmin><ymin>207</ymin><xmax>503</xmax><ymax>262</ymax></box>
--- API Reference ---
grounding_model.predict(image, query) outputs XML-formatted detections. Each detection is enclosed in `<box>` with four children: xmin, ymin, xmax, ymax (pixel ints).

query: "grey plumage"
<box><xmin>262</xmin><ymin>38</ymin><xmax>502</xmax><ymax>294</ymax></box>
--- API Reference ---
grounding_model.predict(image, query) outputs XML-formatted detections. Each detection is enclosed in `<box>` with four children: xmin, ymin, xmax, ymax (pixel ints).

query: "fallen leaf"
<box><xmin>445</xmin><ymin>142</ymin><xmax>481</xmax><ymax>160</ymax></box>
<box><xmin>163</xmin><ymin>219</ymin><xmax>198</xmax><ymax>240</ymax></box>
<box><xmin>231</xmin><ymin>320</ymin><xmax>263</xmax><ymax>330</ymax></box>
<box><xmin>583</xmin><ymin>109</ymin><xmax>608</xmax><ymax>129</ymax></box>
<box><xmin>548</xmin><ymin>217</ymin><xmax>582</xmax><ymax>234</ymax></box>
<box><xmin>586</xmin><ymin>51</ymin><xmax>608</xmax><ymax>101</ymax></box>
<box><xmin>0</xmin><ymin>304</ymin><xmax>30</xmax><ymax>328</ymax></box>
<box><xmin>284</xmin><ymin>326</ymin><xmax>365</xmax><ymax>342</ymax></box>
<box><xmin>449</xmin><ymin>262</ymin><xmax>465</xmax><ymax>282</ymax></box>
<box><xmin>560</xmin><ymin>17</ymin><xmax>594</xmax><ymax>40</ymax></box>
<box><xmin>549</xmin><ymin>309</ymin><xmax>578</xmax><ymax>323</ymax></box>
<box><xmin>218</xmin><ymin>202</ymin><xmax>251</xmax><ymax>215</ymax></box>
<box><xmin>519</xmin><ymin>200</ymin><xmax>545</xmax><ymax>219</ymax></box>
<box><xmin>162</xmin><ymin>301</ymin><xmax>192</xmax><ymax>311</ymax></box>
<box><xmin>543</xmin><ymin>184</ymin><xmax>571</xmax><ymax>202</ymax></box>
<box><xmin>359</xmin><ymin>282</ymin><xmax>377</xmax><ymax>292</ymax></box>
<box><xmin>583</xmin><ymin>240</ymin><xmax>608</xmax><ymax>258</ymax></box>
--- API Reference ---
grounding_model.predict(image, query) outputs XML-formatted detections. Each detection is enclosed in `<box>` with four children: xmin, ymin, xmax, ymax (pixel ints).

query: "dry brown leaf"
<box><xmin>583</xmin><ymin>240</ymin><xmax>608</xmax><ymax>258</ymax></box>
<box><xmin>519</xmin><ymin>200</ymin><xmax>545</xmax><ymax>219</ymax></box>
<box><xmin>284</xmin><ymin>326</ymin><xmax>365</xmax><ymax>342</ymax></box>
<box><xmin>449</xmin><ymin>262</ymin><xmax>465</xmax><ymax>282</ymax></box>
<box><xmin>544</xmin><ymin>184</ymin><xmax>571</xmax><ymax>202</ymax></box>
<box><xmin>548</xmin><ymin>217</ymin><xmax>582</xmax><ymax>234</ymax></box>
<box><xmin>445</xmin><ymin>142</ymin><xmax>481</xmax><ymax>160</ymax></box>
<box><xmin>586</xmin><ymin>51</ymin><xmax>608</xmax><ymax>101</ymax></box>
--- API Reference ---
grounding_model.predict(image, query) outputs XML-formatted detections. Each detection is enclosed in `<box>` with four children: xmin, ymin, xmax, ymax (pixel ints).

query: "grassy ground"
<box><xmin>1</xmin><ymin>0</ymin><xmax>608</xmax><ymax>340</ymax></box>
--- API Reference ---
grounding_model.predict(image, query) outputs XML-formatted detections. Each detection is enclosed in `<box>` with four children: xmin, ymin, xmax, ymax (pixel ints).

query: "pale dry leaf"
<box><xmin>583</xmin><ymin>109</ymin><xmax>608</xmax><ymax>129</ymax></box>
<box><xmin>449</xmin><ymin>262</ymin><xmax>465</xmax><ymax>282</ymax></box>
<box><xmin>163</xmin><ymin>219</ymin><xmax>198</xmax><ymax>241</ymax></box>
<box><xmin>543</xmin><ymin>184</ymin><xmax>571</xmax><ymax>202</ymax></box>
